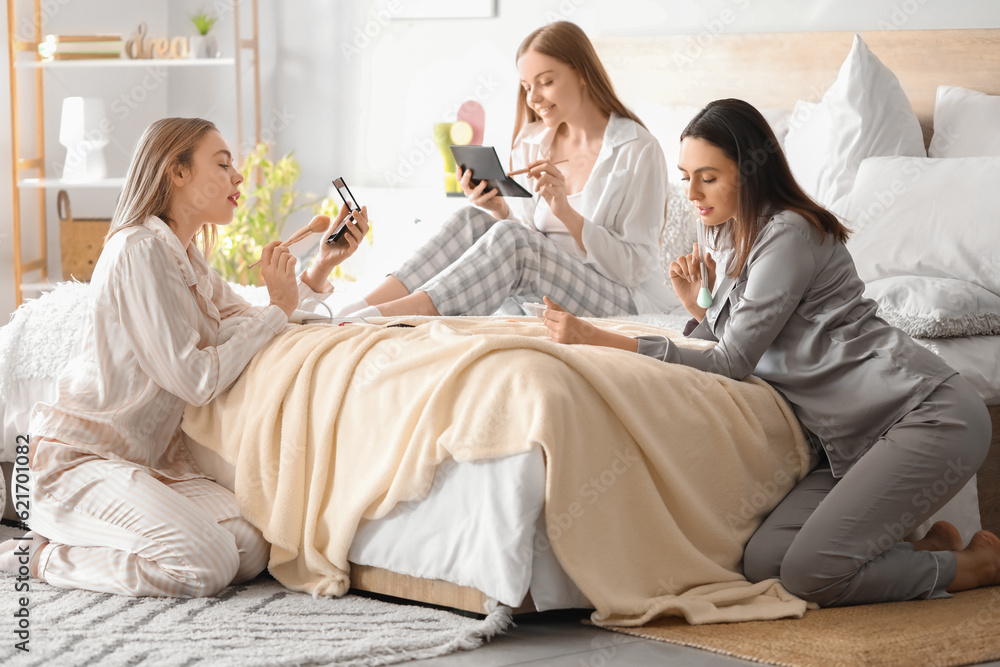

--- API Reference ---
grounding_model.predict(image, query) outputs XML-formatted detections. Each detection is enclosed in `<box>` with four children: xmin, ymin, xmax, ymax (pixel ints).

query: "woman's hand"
<box><xmin>260</xmin><ymin>241</ymin><xmax>298</xmax><ymax>316</ymax></box>
<box><xmin>299</xmin><ymin>207</ymin><xmax>370</xmax><ymax>294</ymax></box>
<box><xmin>669</xmin><ymin>242</ymin><xmax>717</xmax><ymax>321</ymax></box>
<box><xmin>458</xmin><ymin>166</ymin><xmax>510</xmax><ymax>220</ymax></box>
<box><xmin>526</xmin><ymin>160</ymin><xmax>569</xmax><ymax>215</ymax></box>
<box><xmin>526</xmin><ymin>159</ymin><xmax>585</xmax><ymax>251</ymax></box>
<box><xmin>542</xmin><ymin>297</ymin><xmax>598</xmax><ymax>345</ymax></box>
<box><xmin>542</xmin><ymin>297</ymin><xmax>638</xmax><ymax>352</ymax></box>
<box><xmin>317</xmin><ymin>206</ymin><xmax>369</xmax><ymax>267</ymax></box>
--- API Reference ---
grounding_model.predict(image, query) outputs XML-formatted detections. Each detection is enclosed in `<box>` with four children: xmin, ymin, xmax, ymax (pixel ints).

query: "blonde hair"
<box><xmin>511</xmin><ymin>21</ymin><xmax>645</xmax><ymax>151</ymax></box>
<box><xmin>107</xmin><ymin>117</ymin><xmax>219</xmax><ymax>256</ymax></box>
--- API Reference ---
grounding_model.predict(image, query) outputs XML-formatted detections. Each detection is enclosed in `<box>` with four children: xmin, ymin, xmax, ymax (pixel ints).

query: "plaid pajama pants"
<box><xmin>392</xmin><ymin>206</ymin><xmax>636</xmax><ymax>316</ymax></box>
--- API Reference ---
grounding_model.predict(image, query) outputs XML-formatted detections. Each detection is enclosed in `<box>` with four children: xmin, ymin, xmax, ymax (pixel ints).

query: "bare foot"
<box><xmin>948</xmin><ymin>530</ymin><xmax>1000</xmax><ymax>593</ymax></box>
<box><xmin>912</xmin><ymin>521</ymin><xmax>964</xmax><ymax>552</ymax></box>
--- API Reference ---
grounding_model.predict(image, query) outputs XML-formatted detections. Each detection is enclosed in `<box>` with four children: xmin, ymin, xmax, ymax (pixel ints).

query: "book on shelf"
<box><xmin>39</xmin><ymin>34</ymin><xmax>123</xmax><ymax>60</ymax></box>
<box><xmin>44</xmin><ymin>52</ymin><xmax>122</xmax><ymax>60</ymax></box>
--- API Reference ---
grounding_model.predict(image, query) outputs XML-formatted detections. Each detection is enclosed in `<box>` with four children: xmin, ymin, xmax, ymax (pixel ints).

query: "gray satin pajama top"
<box><xmin>636</xmin><ymin>210</ymin><xmax>957</xmax><ymax>477</ymax></box>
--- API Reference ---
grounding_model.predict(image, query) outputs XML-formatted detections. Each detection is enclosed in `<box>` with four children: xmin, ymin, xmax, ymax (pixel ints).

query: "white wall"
<box><xmin>3</xmin><ymin>0</ymin><xmax>1000</xmax><ymax>321</ymax></box>
<box><xmin>335</xmin><ymin>0</ymin><xmax>1000</xmax><ymax>191</ymax></box>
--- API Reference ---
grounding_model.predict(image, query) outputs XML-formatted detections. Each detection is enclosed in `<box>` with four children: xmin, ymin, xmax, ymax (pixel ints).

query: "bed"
<box><xmin>2</xmin><ymin>27</ymin><xmax>999</xmax><ymax>621</ymax></box>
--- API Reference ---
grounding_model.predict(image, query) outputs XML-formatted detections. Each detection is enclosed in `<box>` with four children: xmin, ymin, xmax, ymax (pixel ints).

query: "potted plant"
<box><xmin>188</xmin><ymin>9</ymin><xmax>220</xmax><ymax>58</ymax></box>
<box><xmin>211</xmin><ymin>143</ymin><xmax>372</xmax><ymax>286</ymax></box>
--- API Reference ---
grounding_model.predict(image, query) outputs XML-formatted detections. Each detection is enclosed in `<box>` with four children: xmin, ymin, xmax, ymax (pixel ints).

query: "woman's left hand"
<box><xmin>317</xmin><ymin>205</ymin><xmax>369</xmax><ymax>268</ymax></box>
<box><xmin>542</xmin><ymin>297</ymin><xmax>599</xmax><ymax>345</ymax></box>
<box><xmin>527</xmin><ymin>160</ymin><xmax>569</xmax><ymax>214</ymax></box>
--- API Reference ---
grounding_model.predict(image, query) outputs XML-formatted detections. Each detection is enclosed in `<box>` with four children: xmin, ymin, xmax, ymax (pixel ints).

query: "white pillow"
<box><xmin>929</xmin><ymin>86</ymin><xmax>1000</xmax><ymax>158</ymax></box>
<box><xmin>864</xmin><ymin>276</ymin><xmax>1000</xmax><ymax>338</ymax></box>
<box><xmin>845</xmin><ymin>155</ymin><xmax>1000</xmax><ymax>296</ymax></box>
<box><xmin>784</xmin><ymin>35</ymin><xmax>925</xmax><ymax>218</ymax></box>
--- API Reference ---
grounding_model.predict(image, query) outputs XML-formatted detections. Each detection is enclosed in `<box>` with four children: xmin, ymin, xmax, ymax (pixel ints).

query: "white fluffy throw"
<box><xmin>0</xmin><ymin>282</ymin><xmax>93</xmax><ymax>396</ymax></box>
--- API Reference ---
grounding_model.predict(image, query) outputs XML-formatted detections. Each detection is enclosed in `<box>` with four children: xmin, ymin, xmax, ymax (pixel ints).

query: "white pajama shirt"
<box><xmin>509</xmin><ymin>114</ymin><xmax>674</xmax><ymax>313</ymax></box>
<box><xmin>28</xmin><ymin>216</ymin><xmax>329</xmax><ymax>597</ymax></box>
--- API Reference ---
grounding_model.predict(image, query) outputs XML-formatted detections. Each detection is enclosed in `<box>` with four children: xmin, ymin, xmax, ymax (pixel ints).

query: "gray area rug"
<box><xmin>0</xmin><ymin>525</ymin><xmax>510</xmax><ymax>666</ymax></box>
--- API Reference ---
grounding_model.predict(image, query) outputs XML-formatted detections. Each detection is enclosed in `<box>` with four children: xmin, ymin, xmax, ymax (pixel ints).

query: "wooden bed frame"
<box><xmin>348</xmin><ymin>28</ymin><xmax>1000</xmax><ymax>614</ymax></box>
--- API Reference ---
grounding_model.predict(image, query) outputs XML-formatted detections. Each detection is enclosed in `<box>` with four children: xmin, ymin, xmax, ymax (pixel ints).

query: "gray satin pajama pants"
<box><xmin>744</xmin><ymin>373</ymin><xmax>991</xmax><ymax>606</ymax></box>
<box><xmin>391</xmin><ymin>205</ymin><xmax>634</xmax><ymax>317</ymax></box>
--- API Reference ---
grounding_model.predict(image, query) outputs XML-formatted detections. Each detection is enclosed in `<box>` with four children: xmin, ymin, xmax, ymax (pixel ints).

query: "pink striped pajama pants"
<box><xmin>29</xmin><ymin>439</ymin><xmax>269</xmax><ymax>597</ymax></box>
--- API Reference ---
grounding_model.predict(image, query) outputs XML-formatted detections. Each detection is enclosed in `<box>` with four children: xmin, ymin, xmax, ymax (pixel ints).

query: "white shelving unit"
<box><xmin>15</xmin><ymin>57</ymin><xmax>236</xmax><ymax>69</ymax></box>
<box><xmin>18</xmin><ymin>178</ymin><xmax>126</xmax><ymax>189</ymax></box>
<box><xmin>6</xmin><ymin>0</ymin><xmax>261</xmax><ymax>305</ymax></box>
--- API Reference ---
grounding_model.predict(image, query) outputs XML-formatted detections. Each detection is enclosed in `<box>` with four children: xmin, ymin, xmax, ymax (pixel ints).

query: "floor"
<box><xmin>407</xmin><ymin>606</ymin><xmax>1000</xmax><ymax>667</ymax></box>
<box><xmin>408</xmin><ymin>608</ymin><xmax>758</xmax><ymax>666</ymax></box>
<box><xmin>4</xmin><ymin>516</ymin><xmax>1000</xmax><ymax>667</ymax></box>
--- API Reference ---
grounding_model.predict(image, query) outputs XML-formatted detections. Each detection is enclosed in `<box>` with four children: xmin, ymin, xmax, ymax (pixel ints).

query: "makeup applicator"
<box><xmin>696</xmin><ymin>221</ymin><xmax>713</xmax><ymax>309</ymax></box>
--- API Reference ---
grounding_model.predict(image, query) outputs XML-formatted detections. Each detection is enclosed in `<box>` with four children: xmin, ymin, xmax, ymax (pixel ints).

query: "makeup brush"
<box><xmin>696</xmin><ymin>222</ymin><xmax>713</xmax><ymax>309</ymax></box>
<box><xmin>248</xmin><ymin>214</ymin><xmax>330</xmax><ymax>269</ymax></box>
<box><xmin>506</xmin><ymin>159</ymin><xmax>569</xmax><ymax>177</ymax></box>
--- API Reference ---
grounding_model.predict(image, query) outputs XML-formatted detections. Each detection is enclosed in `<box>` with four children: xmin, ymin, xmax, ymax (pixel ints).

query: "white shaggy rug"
<box><xmin>0</xmin><ymin>524</ymin><xmax>511</xmax><ymax>666</ymax></box>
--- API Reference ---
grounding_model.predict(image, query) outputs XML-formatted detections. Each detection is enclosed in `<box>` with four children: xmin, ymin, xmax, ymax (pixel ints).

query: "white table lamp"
<box><xmin>59</xmin><ymin>97</ymin><xmax>109</xmax><ymax>182</ymax></box>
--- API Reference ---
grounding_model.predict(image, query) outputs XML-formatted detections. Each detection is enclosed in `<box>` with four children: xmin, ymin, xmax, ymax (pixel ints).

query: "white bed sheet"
<box><xmin>347</xmin><ymin>448</ymin><xmax>547</xmax><ymax>607</ymax></box>
<box><xmin>188</xmin><ymin>439</ymin><xmax>591</xmax><ymax>611</ymax></box>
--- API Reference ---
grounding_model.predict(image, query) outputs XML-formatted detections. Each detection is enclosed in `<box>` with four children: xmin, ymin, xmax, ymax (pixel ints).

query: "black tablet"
<box><xmin>449</xmin><ymin>145</ymin><xmax>533</xmax><ymax>198</ymax></box>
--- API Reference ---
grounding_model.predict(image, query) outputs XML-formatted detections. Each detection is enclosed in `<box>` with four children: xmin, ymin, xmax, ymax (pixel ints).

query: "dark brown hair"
<box><xmin>511</xmin><ymin>21</ymin><xmax>644</xmax><ymax>150</ymax></box>
<box><xmin>681</xmin><ymin>99</ymin><xmax>849</xmax><ymax>278</ymax></box>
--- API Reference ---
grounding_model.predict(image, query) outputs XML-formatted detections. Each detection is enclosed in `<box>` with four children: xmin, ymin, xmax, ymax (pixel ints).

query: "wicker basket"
<box><xmin>58</xmin><ymin>190</ymin><xmax>110</xmax><ymax>282</ymax></box>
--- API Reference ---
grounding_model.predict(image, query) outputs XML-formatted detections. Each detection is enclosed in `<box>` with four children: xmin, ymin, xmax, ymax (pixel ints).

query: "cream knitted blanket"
<box><xmin>182</xmin><ymin>317</ymin><xmax>814</xmax><ymax>626</ymax></box>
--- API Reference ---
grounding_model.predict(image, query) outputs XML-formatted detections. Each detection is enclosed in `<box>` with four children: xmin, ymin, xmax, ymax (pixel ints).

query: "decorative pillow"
<box><xmin>864</xmin><ymin>276</ymin><xmax>1000</xmax><ymax>339</ymax></box>
<box><xmin>659</xmin><ymin>180</ymin><xmax>700</xmax><ymax>279</ymax></box>
<box><xmin>784</xmin><ymin>35</ymin><xmax>925</xmax><ymax>217</ymax></box>
<box><xmin>929</xmin><ymin>86</ymin><xmax>1000</xmax><ymax>158</ymax></box>
<box><xmin>845</xmin><ymin>155</ymin><xmax>1000</xmax><ymax>296</ymax></box>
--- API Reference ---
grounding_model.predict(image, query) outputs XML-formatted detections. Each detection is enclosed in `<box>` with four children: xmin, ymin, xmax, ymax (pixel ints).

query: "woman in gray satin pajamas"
<box><xmin>540</xmin><ymin>98</ymin><xmax>999</xmax><ymax>607</ymax></box>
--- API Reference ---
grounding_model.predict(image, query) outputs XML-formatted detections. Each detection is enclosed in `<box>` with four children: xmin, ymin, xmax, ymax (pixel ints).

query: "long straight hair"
<box><xmin>681</xmin><ymin>99</ymin><xmax>849</xmax><ymax>278</ymax></box>
<box><xmin>107</xmin><ymin>117</ymin><xmax>219</xmax><ymax>256</ymax></box>
<box><xmin>511</xmin><ymin>21</ymin><xmax>644</xmax><ymax>150</ymax></box>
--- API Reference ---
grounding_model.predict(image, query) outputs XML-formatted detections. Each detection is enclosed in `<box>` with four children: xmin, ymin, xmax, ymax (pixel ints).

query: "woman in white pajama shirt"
<box><xmin>542</xmin><ymin>99</ymin><xmax>1000</xmax><ymax>606</ymax></box>
<box><xmin>0</xmin><ymin>117</ymin><xmax>369</xmax><ymax>597</ymax></box>
<box><xmin>341</xmin><ymin>21</ymin><xmax>673</xmax><ymax>319</ymax></box>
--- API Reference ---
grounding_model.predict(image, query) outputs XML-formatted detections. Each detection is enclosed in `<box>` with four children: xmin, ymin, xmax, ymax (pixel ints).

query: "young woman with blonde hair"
<box><xmin>343</xmin><ymin>21</ymin><xmax>672</xmax><ymax>318</ymax></box>
<box><xmin>0</xmin><ymin>117</ymin><xmax>368</xmax><ymax>597</ymax></box>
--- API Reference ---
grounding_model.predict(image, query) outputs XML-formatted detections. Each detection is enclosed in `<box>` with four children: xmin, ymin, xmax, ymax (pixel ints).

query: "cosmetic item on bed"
<box><xmin>521</xmin><ymin>302</ymin><xmax>547</xmax><ymax>317</ymax></box>
<box><xmin>288</xmin><ymin>310</ymin><xmax>371</xmax><ymax>325</ymax></box>
<box><xmin>247</xmin><ymin>214</ymin><xmax>331</xmax><ymax>269</ymax></box>
<box><xmin>696</xmin><ymin>222</ymin><xmax>713</xmax><ymax>309</ymax></box>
